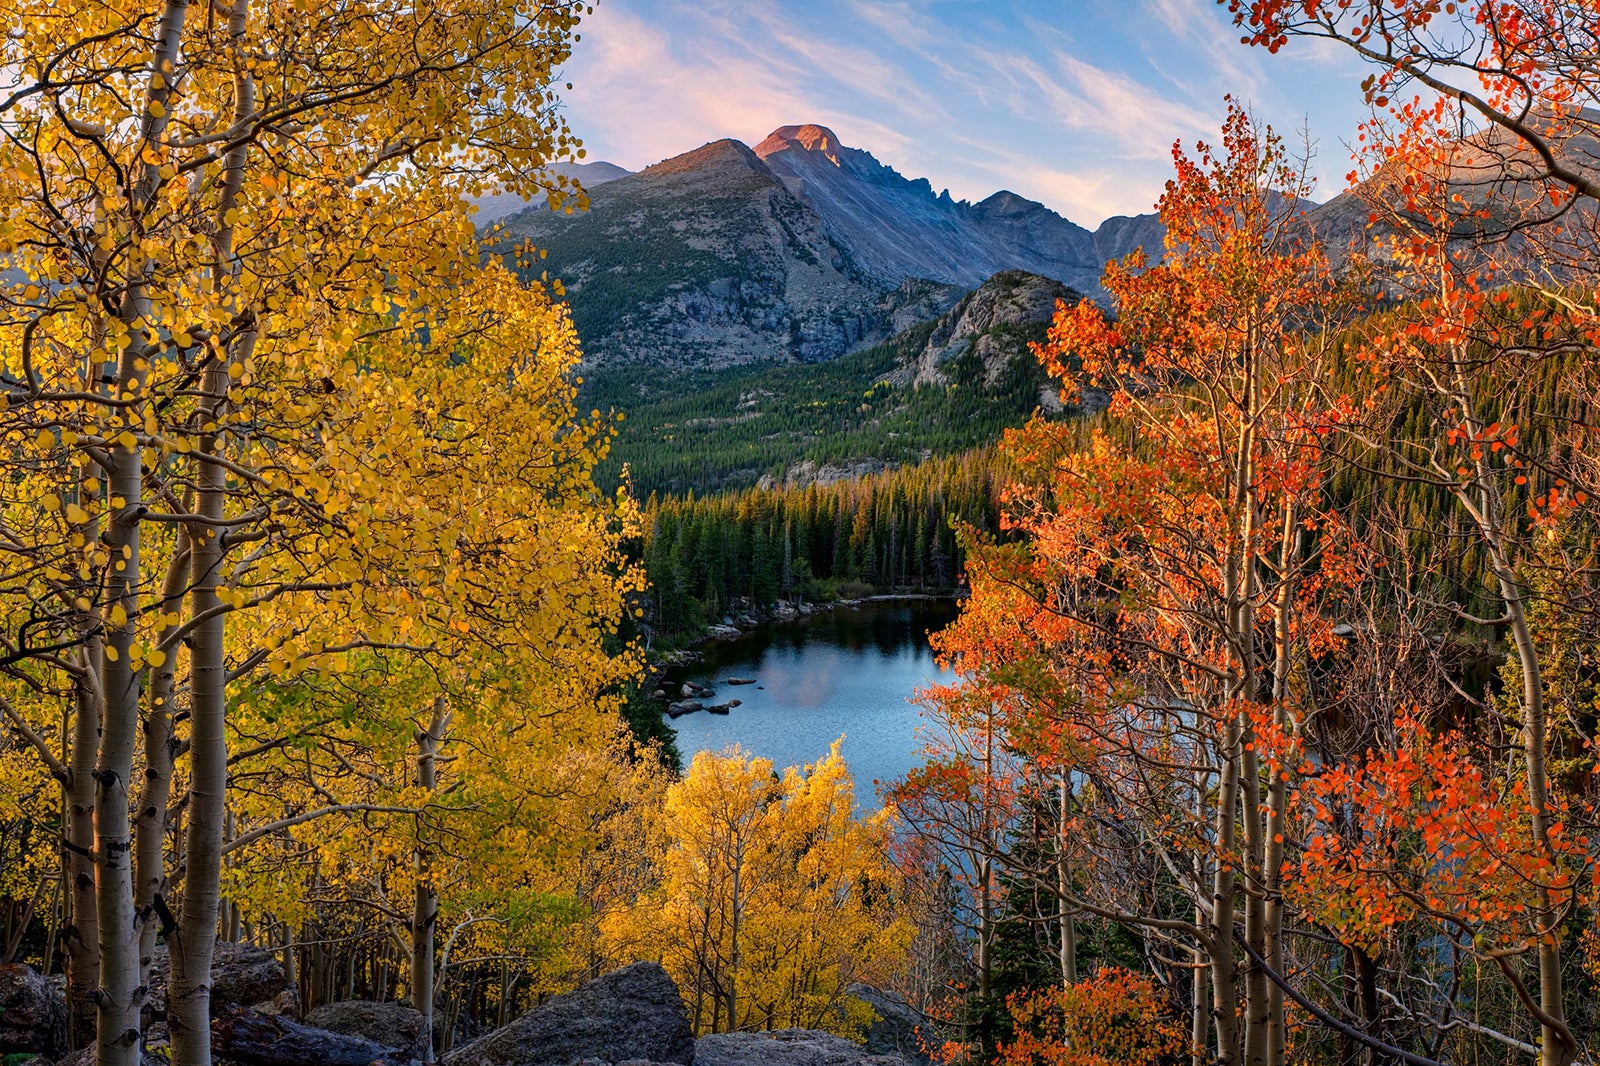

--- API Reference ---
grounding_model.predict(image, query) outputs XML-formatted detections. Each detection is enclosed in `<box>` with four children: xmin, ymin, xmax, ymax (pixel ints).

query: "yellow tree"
<box><xmin>0</xmin><ymin>1</ymin><xmax>609</xmax><ymax>1063</ymax></box>
<box><xmin>603</xmin><ymin>745</ymin><xmax>912</xmax><ymax>1037</ymax></box>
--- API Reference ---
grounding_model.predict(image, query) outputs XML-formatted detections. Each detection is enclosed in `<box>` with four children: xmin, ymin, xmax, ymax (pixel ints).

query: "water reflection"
<box><xmin>665</xmin><ymin>600</ymin><xmax>959</xmax><ymax>808</ymax></box>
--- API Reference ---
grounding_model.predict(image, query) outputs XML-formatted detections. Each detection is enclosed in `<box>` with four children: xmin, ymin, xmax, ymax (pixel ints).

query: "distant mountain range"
<box><xmin>487</xmin><ymin>117</ymin><xmax>1600</xmax><ymax>375</ymax></box>
<box><xmin>491</xmin><ymin>124</ymin><xmax>1166</xmax><ymax>369</ymax></box>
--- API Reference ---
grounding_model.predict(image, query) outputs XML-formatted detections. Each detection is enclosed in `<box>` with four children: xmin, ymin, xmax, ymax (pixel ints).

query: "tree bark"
<box><xmin>411</xmin><ymin>697</ymin><xmax>449</xmax><ymax>1063</ymax></box>
<box><xmin>136</xmin><ymin>530</ymin><xmax>191</xmax><ymax>999</ymax></box>
<box><xmin>63</xmin><ymin>669</ymin><xmax>101</xmax><ymax>1052</ymax></box>
<box><xmin>168</xmin><ymin>3</ymin><xmax>255</xmax><ymax>1057</ymax></box>
<box><xmin>1056</xmin><ymin>772</ymin><xmax>1076</xmax><ymax>987</ymax></box>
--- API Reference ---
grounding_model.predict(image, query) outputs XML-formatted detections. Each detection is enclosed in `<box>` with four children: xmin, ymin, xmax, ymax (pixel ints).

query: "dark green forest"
<box><xmin>586</xmin><ymin>317</ymin><xmax>1058</xmax><ymax>497</ymax></box>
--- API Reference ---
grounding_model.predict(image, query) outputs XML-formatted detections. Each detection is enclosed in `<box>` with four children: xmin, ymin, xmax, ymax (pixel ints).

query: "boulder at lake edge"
<box><xmin>442</xmin><ymin>962</ymin><xmax>694</xmax><ymax>1066</ymax></box>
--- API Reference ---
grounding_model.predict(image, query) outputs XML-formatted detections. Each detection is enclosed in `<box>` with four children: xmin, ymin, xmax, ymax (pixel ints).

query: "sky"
<box><xmin>557</xmin><ymin>0</ymin><xmax>1379</xmax><ymax>226</ymax></box>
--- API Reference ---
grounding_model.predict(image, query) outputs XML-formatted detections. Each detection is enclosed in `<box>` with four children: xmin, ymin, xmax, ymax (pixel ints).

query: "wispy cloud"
<box><xmin>559</xmin><ymin>0</ymin><xmax>1375</xmax><ymax>222</ymax></box>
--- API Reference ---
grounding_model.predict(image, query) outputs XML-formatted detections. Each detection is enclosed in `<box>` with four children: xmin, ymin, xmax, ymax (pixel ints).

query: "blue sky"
<box><xmin>558</xmin><ymin>0</ymin><xmax>1377</xmax><ymax>225</ymax></box>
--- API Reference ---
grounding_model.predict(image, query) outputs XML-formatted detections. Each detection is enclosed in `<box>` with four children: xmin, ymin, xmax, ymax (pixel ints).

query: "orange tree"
<box><xmin>1221</xmin><ymin>5</ymin><xmax>1600</xmax><ymax>1064</ymax></box>
<box><xmin>999</xmin><ymin>969</ymin><xmax>1187</xmax><ymax>1066</ymax></box>
<box><xmin>906</xmin><ymin>104</ymin><xmax>1371</xmax><ymax>1066</ymax></box>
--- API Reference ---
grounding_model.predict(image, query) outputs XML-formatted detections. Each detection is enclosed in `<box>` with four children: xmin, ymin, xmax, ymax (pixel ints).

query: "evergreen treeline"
<box><xmin>639</xmin><ymin>450</ymin><xmax>1006</xmax><ymax>634</ymax></box>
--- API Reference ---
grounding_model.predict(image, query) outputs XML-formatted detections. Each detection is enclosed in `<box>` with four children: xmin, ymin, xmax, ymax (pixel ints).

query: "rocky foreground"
<box><xmin>1</xmin><ymin>955</ymin><xmax>926</xmax><ymax>1066</ymax></box>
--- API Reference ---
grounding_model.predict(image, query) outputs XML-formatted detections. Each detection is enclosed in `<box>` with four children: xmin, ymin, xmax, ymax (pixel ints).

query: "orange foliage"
<box><xmin>999</xmin><ymin>970</ymin><xmax>1188</xmax><ymax>1066</ymax></box>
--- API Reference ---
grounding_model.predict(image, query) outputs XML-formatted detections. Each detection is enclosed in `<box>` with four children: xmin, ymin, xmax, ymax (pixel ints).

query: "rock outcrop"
<box><xmin>908</xmin><ymin>270</ymin><xmax>1080</xmax><ymax>388</ymax></box>
<box><xmin>0</xmin><ymin>963</ymin><xmax>66</xmax><ymax>1057</ymax></box>
<box><xmin>442</xmin><ymin>962</ymin><xmax>695</xmax><ymax>1066</ymax></box>
<box><xmin>846</xmin><ymin>986</ymin><xmax>927</xmax><ymax>1062</ymax></box>
<box><xmin>304</xmin><ymin>1000</ymin><xmax>430</xmax><ymax>1061</ymax></box>
<box><xmin>211</xmin><ymin>1006</ymin><xmax>410</xmax><ymax>1066</ymax></box>
<box><xmin>696</xmin><ymin>1029</ymin><xmax>906</xmax><ymax>1066</ymax></box>
<box><xmin>145</xmin><ymin>940</ymin><xmax>291</xmax><ymax>1021</ymax></box>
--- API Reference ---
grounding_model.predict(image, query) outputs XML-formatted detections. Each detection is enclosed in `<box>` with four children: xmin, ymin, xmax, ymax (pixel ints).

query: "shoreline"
<box><xmin>639</xmin><ymin>591</ymin><xmax>964</xmax><ymax>701</ymax></box>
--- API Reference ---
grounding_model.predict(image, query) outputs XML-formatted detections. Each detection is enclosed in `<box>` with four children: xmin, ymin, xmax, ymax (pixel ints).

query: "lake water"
<box><xmin>666</xmin><ymin>599</ymin><xmax>960</xmax><ymax>806</ymax></box>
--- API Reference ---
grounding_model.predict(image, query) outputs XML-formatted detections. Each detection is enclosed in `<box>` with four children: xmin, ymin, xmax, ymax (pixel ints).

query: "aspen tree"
<box><xmin>0</xmin><ymin>0</ymin><xmax>604</xmax><ymax>1062</ymax></box>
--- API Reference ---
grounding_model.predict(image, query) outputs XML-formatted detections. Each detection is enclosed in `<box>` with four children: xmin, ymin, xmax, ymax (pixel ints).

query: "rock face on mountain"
<box><xmin>754</xmin><ymin>124</ymin><xmax>1159</xmax><ymax>295</ymax></box>
<box><xmin>497</xmin><ymin>139</ymin><xmax>925</xmax><ymax>369</ymax></box>
<box><xmin>497</xmin><ymin>125</ymin><xmax>1159</xmax><ymax>370</ymax></box>
<box><xmin>907</xmin><ymin>270</ymin><xmax>1081</xmax><ymax>389</ymax></box>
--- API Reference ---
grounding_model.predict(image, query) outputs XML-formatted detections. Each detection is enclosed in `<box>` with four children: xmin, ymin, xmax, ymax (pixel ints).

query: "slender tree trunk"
<box><xmin>1447</xmin><ymin>353</ymin><xmax>1572</xmax><ymax>1066</ymax></box>
<box><xmin>412</xmin><ymin>697</ymin><xmax>449</xmax><ymax>1063</ymax></box>
<box><xmin>1210</xmin><ymin>725</ymin><xmax>1242</xmax><ymax>1066</ymax></box>
<box><xmin>728</xmin><ymin>838</ymin><xmax>742</xmax><ymax>1031</ymax></box>
<box><xmin>168</xmin><ymin>6</ymin><xmax>255</xmax><ymax>1056</ymax></box>
<box><xmin>96</xmin><ymin>418</ymin><xmax>146</xmax><ymax>1066</ymax></box>
<box><xmin>1263</xmin><ymin>510</ymin><xmax>1299</xmax><ymax>1066</ymax></box>
<box><xmin>96</xmin><ymin>2</ymin><xmax>190</xmax><ymax>1058</ymax></box>
<box><xmin>64</xmin><ymin>670</ymin><xmax>101</xmax><ymax>1052</ymax></box>
<box><xmin>168</xmin><ymin>382</ymin><xmax>231</xmax><ymax>1066</ymax></box>
<box><xmin>1192</xmin><ymin>924</ymin><xmax>1210</xmax><ymax>1066</ymax></box>
<box><xmin>1056</xmin><ymin>771</ymin><xmax>1076</xmax><ymax>986</ymax></box>
<box><xmin>136</xmin><ymin>531</ymin><xmax>191</xmax><ymax>994</ymax></box>
<box><xmin>1500</xmin><ymin>574</ymin><xmax>1570</xmax><ymax>1066</ymax></box>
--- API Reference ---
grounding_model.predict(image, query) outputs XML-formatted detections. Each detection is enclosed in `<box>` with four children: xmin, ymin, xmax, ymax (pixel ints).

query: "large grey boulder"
<box><xmin>846</xmin><ymin>986</ymin><xmax>928</xmax><ymax>1062</ymax></box>
<box><xmin>695</xmin><ymin>1030</ymin><xmax>906</xmax><ymax>1066</ymax></box>
<box><xmin>146</xmin><ymin>941</ymin><xmax>290</xmax><ymax>1019</ymax></box>
<box><xmin>305</xmin><ymin>1000</ymin><xmax>429</xmax><ymax>1061</ymax></box>
<box><xmin>443</xmin><ymin>963</ymin><xmax>694</xmax><ymax>1066</ymax></box>
<box><xmin>0</xmin><ymin>963</ymin><xmax>66</xmax><ymax>1057</ymax></box>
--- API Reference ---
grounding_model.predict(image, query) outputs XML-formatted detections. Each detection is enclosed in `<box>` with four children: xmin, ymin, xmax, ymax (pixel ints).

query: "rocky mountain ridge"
<box><xmin>493</xmin><ymin>124</ymin><xmax>1162</xmax><ymax>370</ymax></box>
<box><xmin>754</xmin><ymin>124</ymin><xmax>1162</xmax><ymax>294</ymax></box>
<box><xmin>494</xmin><ymin>138</ymin><xmax>964</xmax><ymax>369</ymax></box>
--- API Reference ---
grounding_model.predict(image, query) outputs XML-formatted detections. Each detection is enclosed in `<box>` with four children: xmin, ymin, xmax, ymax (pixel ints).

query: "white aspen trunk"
<box><xmin>1210</xmin><ymin>722</ymin><xmax>1242</xmax><ymax>1066</ymax></box>
<box><xmin>1264</xmin><ymin>508</ymin><xmax>1300</xmax><ymax>1066</ymax></box>
<box><xmin>1238</xmin><ymin>335</ymin><xmax>1270</xmax><ymax>1066</ymax></box>
<box><xmin>168</xmin><ymin>400</ymin><xmax>230</xmax><ymax>1066</ymax></box>
<box><xmin>1445</xmin><ymin>352</ymin><xmax>1572</xmax><ymax>1066</ymax></box>
<box><xmin>1192</xmin><ymin>921</ymin><xmax>1210</xmax><ymax>1066</ymax></box>
<box><xmin>168</xmin><ymin>3</ymin><xmax>255</xmax><ymax>1057</ymax></box>
<box><xmin>65</xmin><ymin>669</ymin><xmax>101</xmax><ymax>1052</ymax></box>
<box><xmin>1497</xmin><ymin>556</ymin><xmax>1569</xmax><ymax>1066</ymax></box>
<box><xmin>136</xmin><ymin>531</ymin><xmax>191</xmax><ymax>992</ymax></box>
<box><xmin>412</xmin><ymin>697</ymin><xmax>449</xmax><ymax>1063</ymax></box>
<box><xmin>94</xmin><ymin>1</ymin><xmax>190</xmax><ymax>1057</ymax></box>
<box><xmin>95</xmin><ymin>411</ymin><xmax>147</xmax><ymax>1066</ymax></box>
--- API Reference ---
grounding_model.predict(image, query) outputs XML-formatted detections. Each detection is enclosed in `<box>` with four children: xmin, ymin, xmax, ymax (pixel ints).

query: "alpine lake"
<box><xmin>662</xmin><ymin>599</ymin><xmax>961</xmax><ymax>807</ymax></box>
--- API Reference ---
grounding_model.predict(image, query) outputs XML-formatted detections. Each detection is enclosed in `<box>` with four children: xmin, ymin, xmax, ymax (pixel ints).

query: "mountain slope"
<box><xmin>754</xmin><ymin>124</ymin><xmax>1160</xmax><ymax>294</ymax></box>
<box><xmin>473</xmin><ymin>160</ymin><xmax>632</xmax><ymax>224</ymax></box>
<box><xmin>496</xmin><ymin>139</ymin><xmax>960</xmax><ymax>368</ymax></box>
<box><xmin>589</xmin><ymin>271</ymin><xmax>1086</xmax><ymax>496</ymax></box>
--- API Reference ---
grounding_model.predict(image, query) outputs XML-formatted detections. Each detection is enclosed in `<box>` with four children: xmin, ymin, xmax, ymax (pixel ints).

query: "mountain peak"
<box><xmin>755</xmin><ymin>124</ymin><xmax>846</xmax><ymax>163</ymax></box>
<box><xmin>644</xmin><ymin>138</ymin><xmax>769</xmax><ymax>180</ymax></box>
